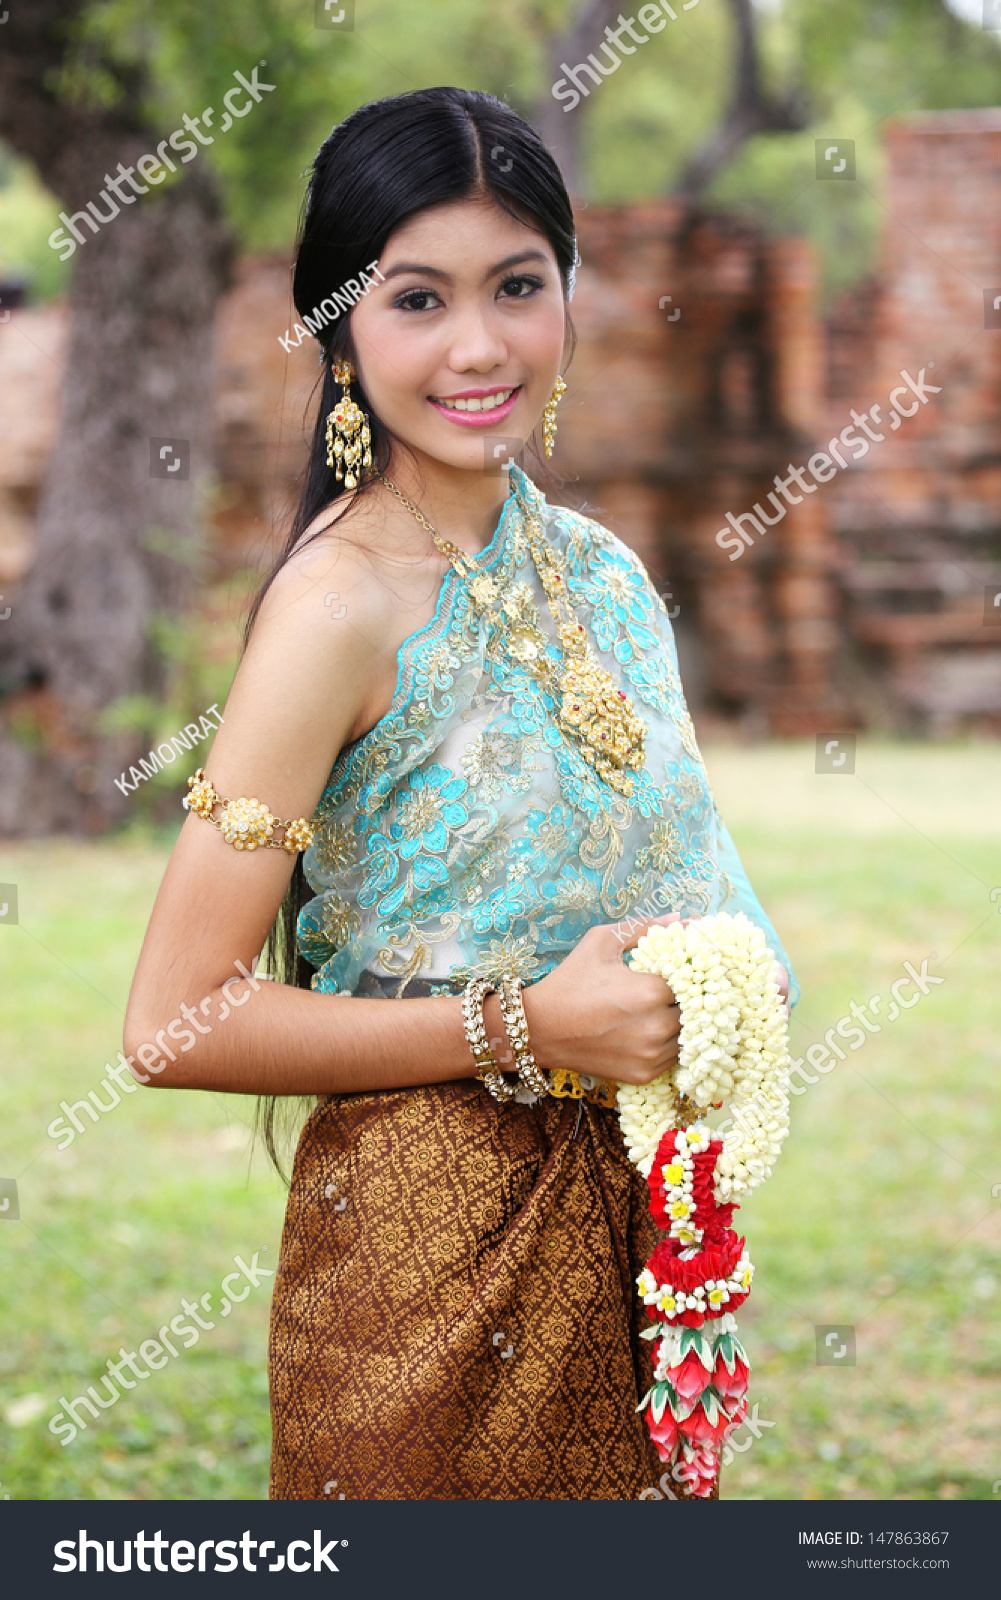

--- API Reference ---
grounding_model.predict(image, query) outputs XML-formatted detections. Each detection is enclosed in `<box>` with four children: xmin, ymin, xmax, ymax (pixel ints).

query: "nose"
<box><xmin>444</xmin><ymin>301</ymin><xmax>509</xmax><ymax>376</ymax></box>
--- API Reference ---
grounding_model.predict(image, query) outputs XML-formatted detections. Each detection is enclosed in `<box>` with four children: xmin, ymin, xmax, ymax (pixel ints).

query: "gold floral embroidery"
<box><xmin>461</xmin><ymin>729</ymin><xmax>532</xmax><ymax>802</ymax></box>
<box><xmin>647</xmin><ymin>817</ymin><xmax>685</xmax><ymax>876</ymax></box>
<box><xmin>469</xmin><ymin>934</ymin><xmax>542</xmax><ymax>982</ymax></box>
<box><xmin>312</xmin><ymin>819</ymin><xmax>358</xmax><ymax>876</ymax></box>
<box><xmin>321</xmin><ymin>893</ymin><xmax>361</xmax><ymax>950</ymax></box>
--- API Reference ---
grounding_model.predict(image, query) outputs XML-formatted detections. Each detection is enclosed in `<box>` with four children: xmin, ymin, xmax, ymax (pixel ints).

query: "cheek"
<box><xmin>358</xmin><ymin>320</ymin><xmax>439</xmax><ymax>408</ymax></box>
<box><xmin>513</xmin><ymin>302</ymin><xmax>567</xmax><ymax>366</ymax></box>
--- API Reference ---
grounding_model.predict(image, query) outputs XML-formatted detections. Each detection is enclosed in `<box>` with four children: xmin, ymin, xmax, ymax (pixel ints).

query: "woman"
<box><xmin>125</xmin><ymin>86</ymin><xmax>797</xmax><ymax>1501</ymax></box>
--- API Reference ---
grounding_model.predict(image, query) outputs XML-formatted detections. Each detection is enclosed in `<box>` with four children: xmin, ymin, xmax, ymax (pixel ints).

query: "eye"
<box><xmin>393</xmin><ymin>288</ymin><xmax>442</xmax><ymax>313</ymax></box>
<box><xmin>497</xmin><ymin>274</ymin><xmax>545</xmax><ymax>300</ymax></box>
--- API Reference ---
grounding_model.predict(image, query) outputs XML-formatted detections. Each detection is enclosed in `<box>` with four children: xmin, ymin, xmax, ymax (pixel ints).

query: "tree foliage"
<box><xmin>1</xmin><ymin>0</ymin><xmax>999</xmax><ymax>297</ymax></box>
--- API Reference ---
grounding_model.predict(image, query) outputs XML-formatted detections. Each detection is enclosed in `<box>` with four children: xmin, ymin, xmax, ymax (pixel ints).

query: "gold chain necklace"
<box><xmin>381</xmin><ymin>474</ymin><xmax>647</xmax><ymax>794</ymax></box>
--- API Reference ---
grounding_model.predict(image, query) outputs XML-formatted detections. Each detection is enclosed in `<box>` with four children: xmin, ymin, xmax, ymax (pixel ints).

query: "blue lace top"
<box><xmin>297</xmin><ymin>466</ymin><xmax>798</xmax><ymax>1005</ymax></box>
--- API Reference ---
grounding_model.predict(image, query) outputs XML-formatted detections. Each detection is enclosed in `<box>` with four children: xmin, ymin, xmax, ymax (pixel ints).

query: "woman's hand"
<box><xmin>517</xmin><ymin>916</ymin><xmax>682</xmax><ymax>1086</ymax></box>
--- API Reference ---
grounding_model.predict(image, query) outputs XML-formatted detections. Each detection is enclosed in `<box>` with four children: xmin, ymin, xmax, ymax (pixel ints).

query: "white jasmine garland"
<box><xmin>618</xmin><ymin>912</ymin><xmax>791</xmax><ymax>1202</ymax></box>
<box><xmin>616</xmin><ymin>1076</ymin><xmax>677</xmax><ymax>1175</ymax></box>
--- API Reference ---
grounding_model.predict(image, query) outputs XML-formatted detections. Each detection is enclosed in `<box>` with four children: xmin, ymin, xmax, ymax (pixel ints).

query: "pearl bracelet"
<box><xmin>461</xmin><ymin>978</ymin><xmax>516</xmax><ymax>1102</ymax></box>
<box><xmin>498</xmin><ymin>973</ymin><xmax>550</xmax><ymax>1098</ymax></box>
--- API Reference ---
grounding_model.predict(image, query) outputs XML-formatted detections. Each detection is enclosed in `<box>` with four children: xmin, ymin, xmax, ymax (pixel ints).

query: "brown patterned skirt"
<box><xmin>268</xmin><ymin>1077</ymin><xmax>674</xmax><ymax>1500</ymax></box>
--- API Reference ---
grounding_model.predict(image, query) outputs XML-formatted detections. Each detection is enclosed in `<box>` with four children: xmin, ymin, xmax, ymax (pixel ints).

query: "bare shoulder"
<box><xmin>211</xmin><ymin>487</ymin><xmax>447</xmax><ymax>797</ymax></box>
<box><xmin>254</xmin><ymin>490</ymin><xmax>397</xmax><ymax>643</ymax></box>
<box><xmin>201</xmin><ymin>493</ymin><xmax>402</xmax><ymax>801</ymax></box>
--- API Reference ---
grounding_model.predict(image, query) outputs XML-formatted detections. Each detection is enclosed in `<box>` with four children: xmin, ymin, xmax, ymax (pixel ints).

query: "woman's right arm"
<box><xmin>124</xmin><ymin>534</ymin><xmax>680</xmax><ymax>1097</ymax></box>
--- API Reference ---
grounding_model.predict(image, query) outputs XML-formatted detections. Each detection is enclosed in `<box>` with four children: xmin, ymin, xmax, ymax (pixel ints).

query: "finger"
<box><xmin>656</xmin><ymin>1006</ymin><xmax>682</xmax><ymax>1063</ymax></box>
<box><xmin>644</xmin><ymin>1039</ymin><xmax>680</xmax><ymax>1078</ymax></box>
<box><xmin>588</xmin><ymin>920</ymin><xmax>659</xmax><ymax>958</ymax></box>
<box><xmin>648</xmin><ymin>1011</ymin><xmax>680</xmax><ymax>1064</ymax></box>
<box><xmin>619</xmin><ymin>971</ymin><xmax>677</xmax><ymax>1008</ymax></box>
<box><xmin>615</xmin><ymin>912</ymin><xmax>681</xmax><ymax>953</ymax></box>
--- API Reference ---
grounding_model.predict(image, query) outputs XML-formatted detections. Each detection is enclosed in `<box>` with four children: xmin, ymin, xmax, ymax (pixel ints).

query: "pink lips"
<box><xmin>428</xmin><ymin>385</ymin><xmax>522</xmax><ymax>427</ymax></box>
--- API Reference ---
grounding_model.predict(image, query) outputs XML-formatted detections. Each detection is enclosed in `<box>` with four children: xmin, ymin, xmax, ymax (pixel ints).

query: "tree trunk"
<box><xmin>0</xmin><ymin>1</ymin><xmax>233</xmax><ymax>833</ymax></box>
<box><xmin>534</xmin><ymin>0</ymin><xmax>623</xmax><ymax>194</ymax></box>
<box><xmin>674</xmin><ymin>0</ymin><xmax>809</xmax><ymax>199</ymax></box>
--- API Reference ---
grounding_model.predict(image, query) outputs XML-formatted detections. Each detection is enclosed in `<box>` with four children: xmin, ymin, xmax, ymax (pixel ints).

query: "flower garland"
<box><xmin>617</xmin><ymin>912</ymin><xmax>791</xmax><ymax>1497</ymax></box>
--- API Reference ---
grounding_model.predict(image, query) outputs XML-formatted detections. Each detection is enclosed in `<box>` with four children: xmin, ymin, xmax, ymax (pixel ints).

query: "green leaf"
<box><xmin>680</xmin><ymin>1324</ymin><xmax>713</xmax><ymax>1369</ymax></box>
<box><xmin>701</xmin><ymin>1388</ymin><xmax>721</xmax><ymax>1427</ymax></box>
<box><xmin>649</xmin><ymin>1383</ymin><xmax>669</xmax><ymax>1424</ymax></box>
<box><xmin>678</xmin><ymin>1326</ymin><xmax>698</xmax><ymax>1357</ymax></box>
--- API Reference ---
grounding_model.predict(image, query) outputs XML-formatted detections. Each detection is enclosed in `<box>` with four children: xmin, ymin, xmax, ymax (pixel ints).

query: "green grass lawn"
<box><xmin>1</xmin><ymin>740</ymin><xmax>1000</xmax><ymax>1501</ymax></box>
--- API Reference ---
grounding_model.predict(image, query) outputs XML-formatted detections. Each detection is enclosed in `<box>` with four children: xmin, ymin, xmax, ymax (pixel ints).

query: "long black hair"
<box><xmin>251</xmin><ymin>87</ymin><xmax>578</xmax><ymax>1177</ymax></box>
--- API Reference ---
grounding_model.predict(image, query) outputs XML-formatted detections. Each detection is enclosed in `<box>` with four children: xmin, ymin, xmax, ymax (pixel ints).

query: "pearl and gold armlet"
<box><xmin>184</xmin><ymin>768</ymin><xmax>315</xmax><ymax>854</ymax></box>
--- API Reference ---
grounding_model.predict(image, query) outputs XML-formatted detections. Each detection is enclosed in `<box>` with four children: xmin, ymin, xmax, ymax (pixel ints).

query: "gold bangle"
<box><xmin>461</xmin><ymin>978</ymin><xmax>516</xmax><ymax>1102</ymax></box>
<box><xmin>498</xmin><ymin>973</ymin><xmax>549</xmax><ymax>1098</ymax></box>
<box><xmin>184</xmin><ymin>768</ymin><xmax>315</xmax><ymax>855</ymax></box>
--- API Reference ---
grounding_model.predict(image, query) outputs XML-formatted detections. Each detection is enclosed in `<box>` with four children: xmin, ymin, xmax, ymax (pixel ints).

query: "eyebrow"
<box><xmin>377</xmin><ymin>250</ymin><xmax>551</xmax><ymax>286</ymax></box>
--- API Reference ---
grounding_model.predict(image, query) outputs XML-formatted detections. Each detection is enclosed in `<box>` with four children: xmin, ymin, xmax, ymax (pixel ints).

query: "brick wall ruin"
<box><xmin>825</xmin><ymin>109</ymin><xmax>1001</xmax><ymax>734</ymax></box>
<box><xmin>2</xmin><ymin>107</ymin><xmax>999</xmax><ymax>735</ymax></box>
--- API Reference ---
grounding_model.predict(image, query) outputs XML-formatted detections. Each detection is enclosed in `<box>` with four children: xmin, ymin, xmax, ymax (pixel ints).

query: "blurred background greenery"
<box><xmin>3</xmin><ymin>0</ymin><xmax>1000</xmax><ymax>304</ymax></box>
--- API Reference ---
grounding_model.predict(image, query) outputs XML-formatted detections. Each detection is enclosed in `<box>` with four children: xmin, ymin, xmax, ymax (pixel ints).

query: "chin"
<box><xmin>418</xmin><ymin>434</ymin><xmax>523</xmax><ymax>474</ymax></box>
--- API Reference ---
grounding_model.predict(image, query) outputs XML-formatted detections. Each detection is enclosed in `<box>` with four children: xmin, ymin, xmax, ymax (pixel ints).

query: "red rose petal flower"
<box><xmin>665</xmin><ymin>1348</ymin><xmax>713</xmax><ymax>1403</ymax></box>
<box><xmin>646</xmin><ymin>1232</ymin><xmax>746</xmax><ymax>1295</ymax></box>
<box><xmin>674</xmin><ymin>1443</ymin><xmax>720</xmax><ymax>1496</ymax></box>
<box><xmin>647</xmin><ymin>1407</ymin><xmax>679</xmax><ymax>1462</ymax></box>
<box><xmin>713</xmin><ymin>1353</ymin><xmax>749</xmax><ymax>1401</ymax></box>
<box><xmin>678</xmin><ymin>1403</ymin><xmax>732</xmax><ymax>1447</ymax></box>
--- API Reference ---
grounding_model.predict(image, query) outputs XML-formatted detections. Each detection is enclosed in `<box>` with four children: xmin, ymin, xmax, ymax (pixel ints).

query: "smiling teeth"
<box><xmin>435</xmin><ymin>388</ymin><xmax>515</xmax><ymax>413</ymax></box>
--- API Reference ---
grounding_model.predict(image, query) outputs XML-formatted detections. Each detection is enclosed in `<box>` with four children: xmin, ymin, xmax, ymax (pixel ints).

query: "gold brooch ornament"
<box><xmin>186</xmin><ymin>768</ymin><xmax>218</xmax><ymax>820</ymax></box>
<box><xmin>524</xmin><ymin>509</ymin><xmax>647</xmax><ymax>791</ymax></box>
<box><xmin>325</xmin><ymin>359</ymin><xmax>372</xmax><ymax>489</ymax></box>
<box><xmin>183</xmin><ymin>768</ymin><xmax>315</xmax><ymax>854</ymax></box>
<box><xmin>549</xmin><ymin>1068</ymin><xmax>619</xmax><ymax>1107</ymax></box>
<box><xmin>218</xmin><ymin>795</ymin><xmax>276</xmax><ymax>850</ymax></box>
<box><xmin>380</xmin><ymin>474</ymin><xmax>647</xmax><ymax>795</ymax></box>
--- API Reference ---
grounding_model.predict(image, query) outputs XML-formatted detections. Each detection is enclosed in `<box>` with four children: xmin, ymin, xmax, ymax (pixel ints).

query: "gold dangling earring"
<box><xmin>542</xmin><ymin>375</ymin><xmax>567</xmax><ymax>458</ymax></box>
<box><xmin>325</xmin><ymin>359</ymin><xmax>372</xmax><ymax>489</ymax></box>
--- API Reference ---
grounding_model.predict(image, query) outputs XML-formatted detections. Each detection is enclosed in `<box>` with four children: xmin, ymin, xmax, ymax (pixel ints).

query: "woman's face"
<box><xmin>346</xmin><ymin>195</ymin><xmax>567</xmax><ymax>475</ymax></box>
